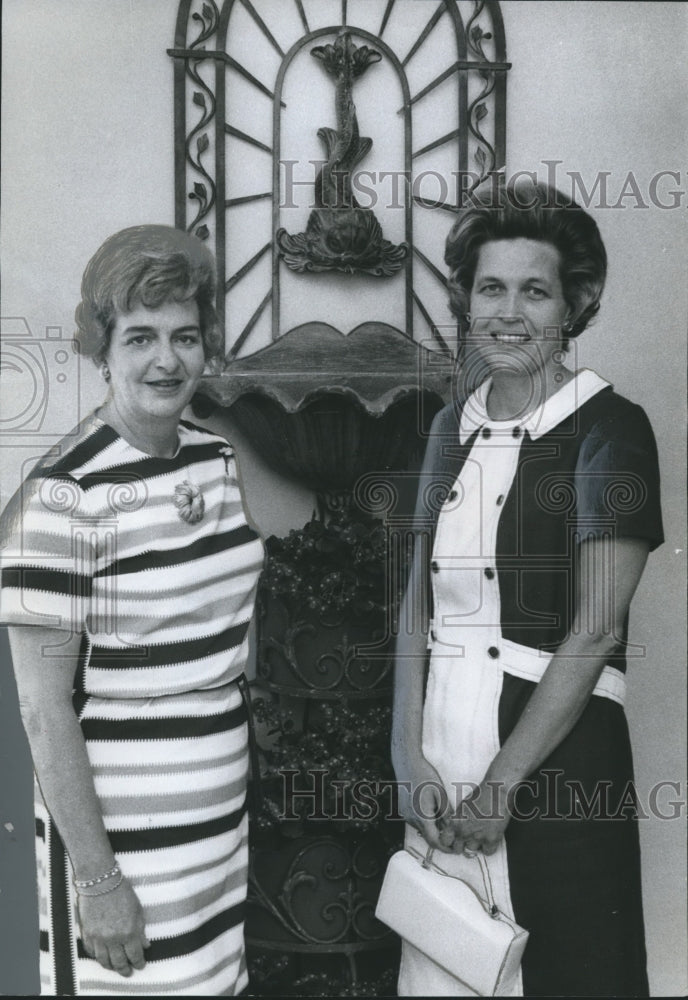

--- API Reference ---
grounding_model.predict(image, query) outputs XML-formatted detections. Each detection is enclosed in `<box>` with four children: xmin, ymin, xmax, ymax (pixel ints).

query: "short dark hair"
<box><xmin>74</xmin><ymin>225</ymin><xmax>223</xmax><ymax>366</ymax></box>
<box><xmin>445</xmin><ymin>180</ymin><xmax>607</xmax><ymax>339</ymax></box>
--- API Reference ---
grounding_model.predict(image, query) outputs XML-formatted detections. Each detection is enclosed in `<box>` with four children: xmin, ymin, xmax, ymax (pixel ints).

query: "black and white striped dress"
<box><xmin>0</xmin><ymin>415</ymin><xmax>264</xmax><ymax>995</ymax></box>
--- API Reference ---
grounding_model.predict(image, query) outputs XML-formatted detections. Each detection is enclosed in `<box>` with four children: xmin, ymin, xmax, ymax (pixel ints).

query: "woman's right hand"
<box><xmin>395</xmin><ymin>754</ymin><xmax>455</xmax><ymax>853</ymax></box>
<box><xmin>78</xmin><ymin>878</ymin><xmax>150</xmax><ymax>977</ymax></box>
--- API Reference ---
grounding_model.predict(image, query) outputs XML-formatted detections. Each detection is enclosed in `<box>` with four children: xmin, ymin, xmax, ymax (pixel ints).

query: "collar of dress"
<box><xmin>458</xmin><ymin>368</ymin><xmax>612</xmax><ymax>445</ymax></box>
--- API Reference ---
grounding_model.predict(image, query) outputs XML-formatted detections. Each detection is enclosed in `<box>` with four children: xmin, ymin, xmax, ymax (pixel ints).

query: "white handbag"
<box><xmin>375</xmin><ymin>845</ymin><xmax>529</xmax><ymax>997</ymax></box>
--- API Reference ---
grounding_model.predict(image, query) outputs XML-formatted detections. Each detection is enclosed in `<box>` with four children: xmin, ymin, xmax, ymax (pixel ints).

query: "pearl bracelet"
<box><xmin>75</xmin><ymin>870</ymin><xmax>124</xmax><ymax>897</ymax></box>
<box><xmin>73</xmin><ymin>863</ymin><xmax>121</xmax><ymax>890</ymax></box>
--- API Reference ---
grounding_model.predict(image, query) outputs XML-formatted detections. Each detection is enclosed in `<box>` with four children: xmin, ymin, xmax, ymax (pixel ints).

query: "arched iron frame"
<box><xmin>169</xmin><ymin>0</ymin><xmax>509</xmax><ymax>355</ymax></box>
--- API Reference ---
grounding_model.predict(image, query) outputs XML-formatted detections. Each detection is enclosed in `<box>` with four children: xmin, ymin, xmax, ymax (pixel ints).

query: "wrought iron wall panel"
<box><xmin>170</xmin><ymin>0</ymin><xmax>509</xmax><ymax>356</ymax></box>
<box><xmin>171</xmin><ymin>5</ymin><xmax>508</xmax><ymax>994</ymax></box>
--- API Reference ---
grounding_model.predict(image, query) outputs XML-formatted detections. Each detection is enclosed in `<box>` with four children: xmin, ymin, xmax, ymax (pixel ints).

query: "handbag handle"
<box><xmin>417</xmin><ymin>845</ymin><xmax>501</xmax><ymax>919</ymax></box>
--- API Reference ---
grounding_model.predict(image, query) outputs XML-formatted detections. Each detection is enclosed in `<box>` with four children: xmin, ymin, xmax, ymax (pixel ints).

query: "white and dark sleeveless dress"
<box><xmin>400</xmin><ymin>370</ymin><xmax>663</xmax><ymax>997</ymax></box>
<box><xmin>0</xmin><ymin>415</ymin><xmax>264</xmax><ymax>995</ymax></box>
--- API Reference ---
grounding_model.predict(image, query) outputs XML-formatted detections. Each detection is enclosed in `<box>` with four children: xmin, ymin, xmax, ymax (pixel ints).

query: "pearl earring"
<box><xmin>100</xmin><ymin>362</ymin><xmax>111</xmax><ymax>382</ymax></box>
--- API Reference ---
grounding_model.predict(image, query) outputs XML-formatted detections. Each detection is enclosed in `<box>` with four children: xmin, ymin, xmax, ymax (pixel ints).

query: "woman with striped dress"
<box><xmin>0</xmin><ymin>225</ymin><xmax>263</xmax><ymax>994</ymax></box>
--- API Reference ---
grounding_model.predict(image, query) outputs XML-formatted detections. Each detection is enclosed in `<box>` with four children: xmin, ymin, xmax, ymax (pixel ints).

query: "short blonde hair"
<box><xmin>74</xmin><ymin>225</ymin><xmax>223</xmax><ymax>366</ymax></box>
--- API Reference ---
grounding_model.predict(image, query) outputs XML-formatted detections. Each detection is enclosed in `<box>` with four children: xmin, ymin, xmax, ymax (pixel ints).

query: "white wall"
<box><xmin>1</xmin><ymin>1</ymin><xmax>686</xmax><ymax>995</ymax></box>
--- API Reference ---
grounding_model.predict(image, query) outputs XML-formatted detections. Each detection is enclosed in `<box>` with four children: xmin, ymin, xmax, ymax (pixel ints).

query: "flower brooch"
<box><xmin>173</xmin><ymin>480</ymin><xmax>205</xmax><ymax>523</ymax></box>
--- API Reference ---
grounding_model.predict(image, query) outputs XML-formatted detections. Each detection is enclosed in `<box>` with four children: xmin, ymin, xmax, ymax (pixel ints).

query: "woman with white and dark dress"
<box><xmin>392</xmin><ymin>182</ymin><xmax>663</xmax><ymax>996</ymax></box>
<box><xmin>0</xmin><ymin>225</ymin><xmax>263</xmax><ymax>994</ymax></box>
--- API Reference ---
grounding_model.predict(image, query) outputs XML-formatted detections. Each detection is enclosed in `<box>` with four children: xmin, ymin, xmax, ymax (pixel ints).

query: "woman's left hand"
<box><xmin>78</xmin><ymin>878</ymin><xmax>149</xmax><ymax>976</ymax></box>
<box><xmin>442</xmin><ymin>780</ymin><xmax>511</xmax><ymax>856</ymax></box>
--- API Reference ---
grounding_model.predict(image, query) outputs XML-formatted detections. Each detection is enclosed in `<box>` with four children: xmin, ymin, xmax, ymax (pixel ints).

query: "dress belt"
<box><xmin>427</xmin><ymin>626</ymin><xmax>627</xmax><ymax>707</ymax></box>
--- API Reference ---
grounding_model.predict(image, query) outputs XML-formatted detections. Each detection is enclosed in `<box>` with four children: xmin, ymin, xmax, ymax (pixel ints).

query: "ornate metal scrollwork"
<box><xmin>172</xmin><ymin>0</ymin><xmax>509</xmax><ymax>344</ymax></box>
<box><xmin>466</xmin><ymin>0</ymin><xmax>500</xmax><ymax>179</ymax></box>
<box><xmin>170</xmin><ymin>8</ymin><xmax>509</xmax><ymax>995</ymax></box>
<box><xmin>257</xmin><ymin>596</ymin><xmax>393</xmax><ymax>696</ymax></box>
<box><xmin>248</xmin><ymin>837</ymin><xmax>391</xmax><ymax>945</ymax></box>
<box><xmin>182</xmin><ymin>0</ymin><xmax>220</xmax><ymax>242</ymax></box>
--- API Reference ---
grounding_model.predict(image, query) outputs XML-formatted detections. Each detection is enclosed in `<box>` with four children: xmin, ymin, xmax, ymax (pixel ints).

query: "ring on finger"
<box><xmin>463</xmin><ymin>847</ymin><xmax>478</xmax><ymax>858</ymax></box>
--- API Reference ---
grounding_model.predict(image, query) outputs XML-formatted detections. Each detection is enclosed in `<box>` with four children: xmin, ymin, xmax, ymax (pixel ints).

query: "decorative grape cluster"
<box><xmin>247</xmin><ymin>955</ymin><xmax>397</xmax><ymax>998</ymax></box>
<box><xmin>260</xmin><ymin>508</ymin><xmax>391</xmax><ymax>618</ymax></box>
<box><xmin>251</xmin><ymin>698</ymin><xmax>396</xmax><ymax>834</ymax></box>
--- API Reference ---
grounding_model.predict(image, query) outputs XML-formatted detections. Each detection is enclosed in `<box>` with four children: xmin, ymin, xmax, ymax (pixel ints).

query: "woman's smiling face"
<box><xmin>467</xmin><ymin>238</ymin><xmax>569</xmax><ymax>382</ymax></box>
<box><xmin>105</xmin><ymin>299</ymin><xmax>206</xmax><ymax>428</ymax></box>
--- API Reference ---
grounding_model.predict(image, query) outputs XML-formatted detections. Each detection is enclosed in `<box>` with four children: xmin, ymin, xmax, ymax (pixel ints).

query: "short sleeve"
<box><xmin>574</xmin><ymin>402</ymin><xmax>664</xmax><ymax>550</ymax></box>
<box><xmin>406</xmin><ymin>405</ymin><xmax>464</xmax><ymax>629</ymax></box>
<box><xmin>0</xmin><ymin>471</ymin><xmax>94</xmax><ymax>632</ymax></box>
<box><xmin>411</xmin><ymin>404</ymin><xmax>463</xmax><ymax>529</ymax></box>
